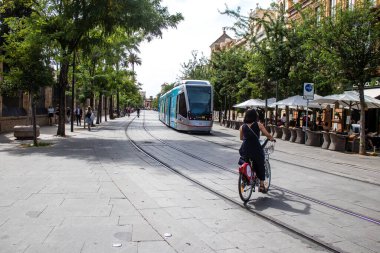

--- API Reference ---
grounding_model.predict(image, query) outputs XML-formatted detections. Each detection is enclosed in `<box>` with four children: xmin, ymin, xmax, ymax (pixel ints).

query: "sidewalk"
<box><xmin>1</xmin><ymin>118</ymin><xmax>176</xmax><ymax>252</ymax></box>
<box><xmin>0</xmin><ymin>119</ymin><xmax>108</xmax><ymax>145</ymax></box>
<box><xmin>212</xmin><ymin>122</ymin><xmax>380</xmax><ymax>185</ymax></box>
<box><xmin>0</xmin><ymin>116</ymin><xmax>378</xmax><ymax>252</ymax></box>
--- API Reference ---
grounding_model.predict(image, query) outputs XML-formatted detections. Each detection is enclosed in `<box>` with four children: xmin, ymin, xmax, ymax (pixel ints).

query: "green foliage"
<box><xmin>180</xmin><ymin>50</ymin><xmax>211</xmax><ymax>80</ymax></box>
<box><xmin>6</xmin><ymin>0</ymin><xmax>184</xmax><ymax>136</ymax></box>
<box><xmin>161</xmin><ymin>82</ymin><xmax>175</xmax><ymax>94</ymax></box>
<box><xmin>316</xmin><ymin>0</ymin><xmax>380</xmax><ymax>88</ymax></box>
<box><xmin>1</xmin><ymin>14</ymin><xmax>53</xmax><ymax>96</ymax></box>
<box><xmin>210</xmin><ymin>47</ymin><xmax>252</xmax><ymax>109</ymax></box>
<box><xmin>153</xmin><ymin>82</ymin><xmax>174</xmax><ymax>109</ymax></box>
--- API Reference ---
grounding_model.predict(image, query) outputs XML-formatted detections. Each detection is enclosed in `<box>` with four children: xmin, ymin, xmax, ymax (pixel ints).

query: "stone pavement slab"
<box><xmin>2</xmin><ymin>116</ymin><xmax>372</xmax><ymax>252</ymax></box>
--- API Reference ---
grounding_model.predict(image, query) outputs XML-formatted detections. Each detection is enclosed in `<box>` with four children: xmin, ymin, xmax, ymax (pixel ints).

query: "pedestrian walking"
<box><xmin>75</xmin><ymin>106</ymin><xmax>83</xmax><ymax>126</ymax></box>
<box><xmin>66</xmin><ymin>107</ymin><xmax>71</xmax><ymax>123</ymax></box>
<box><xmin>85</xmin><ymin>107</ymin><xmax>92</xmax><ymax>131</ymax></box>
<box><xmin>47</xmin><ymin>105</ymin><xmax>54</xmax><ymax>126</ymax></box>
<box><xmin>54</xmin><ymin>104</ymin><xmax>60</xmax><ymax>124</ymax></box>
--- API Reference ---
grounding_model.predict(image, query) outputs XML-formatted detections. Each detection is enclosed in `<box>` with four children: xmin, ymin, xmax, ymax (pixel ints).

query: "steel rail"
<box><xmin>192</xmin><ymin>134</ymin><xmax>380</xmax><ymax>186</ymax></box>
<box><xmin>124</xmin><ymin>115</ymin><xmax>345</xmax><ymax>253</ymax></box>
<box><xmin>142</xmin><ymin>119</ymin><xmax>380</xmax><ymax>226</ymax></box>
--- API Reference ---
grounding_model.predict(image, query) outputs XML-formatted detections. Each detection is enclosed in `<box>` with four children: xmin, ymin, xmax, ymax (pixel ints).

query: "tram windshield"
<box><xmin>186</xmin><ymin>86</ymin><xmax>212</xmax><ymax>119</ymax></box>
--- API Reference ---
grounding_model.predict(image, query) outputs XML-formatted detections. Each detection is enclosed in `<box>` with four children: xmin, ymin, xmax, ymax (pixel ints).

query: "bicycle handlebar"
<box><xmin>261</xmin><ymin>138</ymin><xmax>276</xmax><ymax>148</ymax></box>
<box><xmin>261</xmin><ymin>139</ymin><xmax>269</xmax><ymax>148</ymax></box>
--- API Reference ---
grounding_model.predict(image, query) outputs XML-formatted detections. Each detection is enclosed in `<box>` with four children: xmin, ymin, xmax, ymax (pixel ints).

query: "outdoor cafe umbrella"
<box><xmin>314</xmin><ymin>91</ymin><xmax>380</xmax><ymax>131</ymax></box>
<box><xmin>233</xmin><ymin>99</ymin><xmax>265</xmax><ymax>109</ymax></box>
<box><xmin>233</xmin><ymin>98</ymin><xmax>276</xmax><ymax>109</ymax></box>
<box><xmin>270</xmin><ymin>94</ymin><xmax>323</xmax><ymax>129</ymax></box>
<box><xmin>271</xmin><ymin>94</ymin><xmax>322</xmax><ymax>109</ymax></box>
<box><xmin>313</xmin><ymin>91</ymin><xmax>380</xmax><ymax>109</ymax></box>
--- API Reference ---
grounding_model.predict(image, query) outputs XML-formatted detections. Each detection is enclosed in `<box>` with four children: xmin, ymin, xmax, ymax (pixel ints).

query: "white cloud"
<box><xmin>135</xmin><ymin>0</ymin><xmax>273</xmax><ymax>98</ymax></box>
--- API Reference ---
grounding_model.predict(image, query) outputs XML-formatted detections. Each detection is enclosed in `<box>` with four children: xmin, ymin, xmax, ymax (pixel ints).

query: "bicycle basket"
<box><xmin>264</xmin><ymin>141</ymin><xmax>275</xmax><ymax>154</ymax></box>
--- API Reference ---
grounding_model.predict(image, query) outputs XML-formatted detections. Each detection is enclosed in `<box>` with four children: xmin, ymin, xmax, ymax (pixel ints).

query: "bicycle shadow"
<box><xmin>246</xmin><ymin>188</ymin><xmax>311</xmax><ymax>215</ymax></box>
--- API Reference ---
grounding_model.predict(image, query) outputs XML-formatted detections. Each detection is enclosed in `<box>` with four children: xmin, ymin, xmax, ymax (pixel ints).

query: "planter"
<box><xmin>14</xmin><ymin>125</ymin><xmax>40</xmax><ymax>139</ymax></box>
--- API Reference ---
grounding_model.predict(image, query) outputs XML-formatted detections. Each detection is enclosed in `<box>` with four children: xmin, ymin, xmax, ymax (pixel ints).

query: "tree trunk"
<box><xmin>57</xmin><ymin>58</ymin><xmax>70</xmax><ymax>136</ymax></box>
<box><xmin>358</xmin><ymin>86</ymin><xmax>366</xmax><ymax>155</ymax></box>
<box><xmin>31</xmin><ymin>91</ymin><xmax>38</xmax><ymax>146</ymax></box>
<box><xmin>116</xmin><ymin>89</ymin><xmax>120</xmax><ymax>117</ymax></box>
<box><xmin>105</xmin><ymin>96</ymin><xmax>108</xmax><ymax>122</ymax></box>
<box><xmin>223</xmin><ymin>96</ymin><xmax>227</xmax><ymax>121</ymax></box>
<box><xmin>109</xmin><ymin>95</ymin><xmax>114</xmax><ymax>120</ymax></box>
<box><xmin>96</xmin><ymin>93</ymin><xmax>102</xmax><ymax>125</ymax></box>
<box><xmin>228</xmin><ymin>96</ymin><xmax>231</xmax><ymax>120</ymax></box>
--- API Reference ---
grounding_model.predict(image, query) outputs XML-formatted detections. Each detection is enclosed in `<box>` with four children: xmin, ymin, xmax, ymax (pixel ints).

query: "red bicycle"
<box><xmin>238</xmin><ymin>139</ymin><xmax>274</xmax><ymax>203</ymax></box>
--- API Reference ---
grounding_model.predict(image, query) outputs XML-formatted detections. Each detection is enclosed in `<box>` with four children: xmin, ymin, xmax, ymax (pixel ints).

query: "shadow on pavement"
<box><xmin>247</xmin><ymin>188</ymin><xmax>311</xmax><ymax>215</ymax></box>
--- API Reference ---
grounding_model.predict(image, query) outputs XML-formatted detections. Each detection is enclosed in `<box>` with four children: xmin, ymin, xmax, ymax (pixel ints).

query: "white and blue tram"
<box><xmin>158</xmin><ymin>80</ymin><xmax>213</xmax><ymax>133</ymax></box>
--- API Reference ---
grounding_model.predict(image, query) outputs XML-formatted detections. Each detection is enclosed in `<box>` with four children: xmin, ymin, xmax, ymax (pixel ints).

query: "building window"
<box><xmin>330</xmin><ymin>0</ymin><xmax>336</xmax><ymax>17</ymax></box>
<box><xmin>178</xmin><ymin>93</ymin><xmax>187</xmax><ymax>118</ymax></box>
<box><xmin>347</xmin><ymin>0</ymin><xmax>355</xmax><ymax>10</ymax></box>
<box><xmin>315</xmin><ymin>6</ymin><xmax>321</xmax><ymax>24</ymax></box>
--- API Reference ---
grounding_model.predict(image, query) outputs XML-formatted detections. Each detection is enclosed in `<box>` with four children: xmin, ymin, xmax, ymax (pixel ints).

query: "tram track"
<box><xmin>140</xmin><ymin>119</ymin><xmax>380</xmax><ymax>227</ymax></box>
<box><xmin>191</xmin><ymin>132</ymin><xmax>380</xmax><ymax>187</ymax></box>
<box><xmin>125</xmin><ymin>114</ymin><xmax>345</xmax><ymax>253</ymax></box>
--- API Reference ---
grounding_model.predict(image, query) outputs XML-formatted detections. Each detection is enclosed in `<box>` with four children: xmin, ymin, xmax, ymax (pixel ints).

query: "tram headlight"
<box><xmin>188</xmin><ymin>111</ymin><xmax>194</xmax><ymax>120</ymax></box>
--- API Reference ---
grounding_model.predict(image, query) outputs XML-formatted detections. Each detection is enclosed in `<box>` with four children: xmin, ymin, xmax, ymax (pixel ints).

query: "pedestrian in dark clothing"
<box><xmin>75</xmin><ymin>106</ymin><xmax>83</xmax><ymax>126</ymax></box>
<box><xmin>66</xmin><ymin>107</ymin><xmax>71</xmax><ymax>123</ymax></box>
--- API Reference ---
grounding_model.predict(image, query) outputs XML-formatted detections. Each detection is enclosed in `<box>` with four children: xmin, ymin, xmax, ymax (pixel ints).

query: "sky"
<box><xmin>135</xmin><ymin>0</ymin><xmax>273</xmax><ymax>98</ymax></box>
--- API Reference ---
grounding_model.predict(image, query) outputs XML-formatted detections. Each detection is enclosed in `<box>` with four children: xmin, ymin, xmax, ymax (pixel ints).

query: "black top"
<box><xmin>239</xmin><ymin>122</ymin><xmax>264</xmax><ymax>160</ymax></box>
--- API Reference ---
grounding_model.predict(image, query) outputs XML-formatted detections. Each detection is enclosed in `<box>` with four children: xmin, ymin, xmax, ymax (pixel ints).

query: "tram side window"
<box><xmin>178</xmin><ymin>93</ymin><xmax>187</xmax><ymax>117</ymax></box>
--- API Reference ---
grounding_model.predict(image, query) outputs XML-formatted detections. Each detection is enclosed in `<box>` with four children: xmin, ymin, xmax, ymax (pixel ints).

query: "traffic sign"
<box><xmin>303</xmin><ymin>83</ymin><xmax>314</xmax><ymax>100</ymax></box>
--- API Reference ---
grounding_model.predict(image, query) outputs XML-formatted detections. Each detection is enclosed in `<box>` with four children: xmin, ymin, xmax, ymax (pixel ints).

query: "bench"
<box><xmin>14</xmin><ymin>125</ymin><xmax>40</xmax><ymax>139</ymax></box>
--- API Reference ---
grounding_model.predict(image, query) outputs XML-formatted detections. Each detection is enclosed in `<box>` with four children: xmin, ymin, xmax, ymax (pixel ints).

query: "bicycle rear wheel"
<box><xmin>238</xmin><ymin>173</ymin><xmax>253</xmax><ymax>202</ymax></box>
<box><xmin>264</xmin><ymin>160</ymin><xmax>271</xmax><ymax>190</ymax></box>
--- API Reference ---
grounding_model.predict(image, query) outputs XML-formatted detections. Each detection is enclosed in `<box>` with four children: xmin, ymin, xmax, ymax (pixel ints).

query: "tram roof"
<box><xmin>174</xmin><ymin>80</ymin><xmax>211</xmax><ymax>87</ymax></box>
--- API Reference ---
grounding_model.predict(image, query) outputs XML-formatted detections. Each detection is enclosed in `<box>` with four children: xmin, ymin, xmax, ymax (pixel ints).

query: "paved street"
<box><xmin>0</xmin><ymin>111</ymin><xmax>379</xmax><ymax>253</ymax></box>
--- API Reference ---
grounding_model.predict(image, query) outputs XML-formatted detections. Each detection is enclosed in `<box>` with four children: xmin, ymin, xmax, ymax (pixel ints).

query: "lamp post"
<box><xmin>275</xmin><ymin>80</ymin><xmax>278</xmax><ymax>125</ymax></box>
<box><xmin>70</xmin><ymin>50</ymin><xmax>76</xmax><ymax>132</ymax></box>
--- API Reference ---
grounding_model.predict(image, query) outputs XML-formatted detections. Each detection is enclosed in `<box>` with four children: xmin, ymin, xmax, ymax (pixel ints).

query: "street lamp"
<box><xmin>70</xmin><ymin>50</ymin><xmax>76</xmax><ymax>132</ymax></box>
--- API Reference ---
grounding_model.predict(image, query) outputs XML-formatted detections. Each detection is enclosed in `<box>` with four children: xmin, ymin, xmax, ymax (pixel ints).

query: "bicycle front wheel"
<box><xmin>264</xmin><ymin>160</ymin><xmax>271</xmax><ymax>190</ymax></box>
<box><xmin>238</xmin><ymin>173</ymin><xmax>253</xmax><ymax>203</ymax></box>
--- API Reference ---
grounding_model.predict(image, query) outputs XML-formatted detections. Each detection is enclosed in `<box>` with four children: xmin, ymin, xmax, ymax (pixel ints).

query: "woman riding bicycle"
<box><xmin>239</xmin><ymin>109</ymin><xmax>275</xmax><ymax>193</ymax></box>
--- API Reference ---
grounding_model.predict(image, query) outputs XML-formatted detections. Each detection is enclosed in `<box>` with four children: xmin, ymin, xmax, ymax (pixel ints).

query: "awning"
<box><xmin>364</xmin><ymin>88</ymin><xmax>380</xmax><ymax>99</ymax></box>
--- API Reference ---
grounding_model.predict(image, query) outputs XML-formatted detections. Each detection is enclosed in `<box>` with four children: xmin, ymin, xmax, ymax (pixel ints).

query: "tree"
<box><xmin>210</xmin><ymin>47</ymin><xmax>250</xmax><ymax>119</ymax></box>
<box><xmin>1</xmin><ymin>13</ymin><xmax>53</xmax><ymax>146</ymax></box>
<box><xmin>180</xmin><ymin>50</ymin><xmax>211</xmax><ymax>80</ymax></box>
<box><xmin>315</xmin><ymin>0</ymin><xmax>380</xmax><ymax>154</ymax></box>
<box><xmin>127</xmin><ymin>52</ymin><xmax>142</xmax><ymax>80</ymax></box>
<box><xmin>18</xmin><ymin>0</ymin><xmax>183</xmax><ymax>136</ymax></box>
<box><xmin>293</xmin><ymin>3</ymin><xmax>342</xmax><ymax>96</ymax></box>
<box><xmin>223</xmin><ymin>3</ymin><xmax>302</xmax><ymax>123</ymax></box>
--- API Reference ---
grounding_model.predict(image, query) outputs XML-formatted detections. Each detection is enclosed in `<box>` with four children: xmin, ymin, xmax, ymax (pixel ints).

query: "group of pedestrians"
<box><xmin>47</xmin><ymin>105</ymin><xmax>95</xmax><ymax>130</ymax></box>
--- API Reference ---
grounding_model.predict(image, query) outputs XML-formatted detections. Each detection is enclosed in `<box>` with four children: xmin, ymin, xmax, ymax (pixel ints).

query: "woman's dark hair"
<box><xmin>244</xmin><ymin>109</ymin><xmax>258</xmax><ymax>123</ymax></box>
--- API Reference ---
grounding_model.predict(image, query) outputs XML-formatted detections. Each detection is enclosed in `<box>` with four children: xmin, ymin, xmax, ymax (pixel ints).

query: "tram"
<box><xmin>158</xmin><ymin>80</ymin><xmax>213</xmax><ymax>133</ymax></box>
